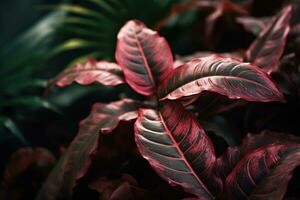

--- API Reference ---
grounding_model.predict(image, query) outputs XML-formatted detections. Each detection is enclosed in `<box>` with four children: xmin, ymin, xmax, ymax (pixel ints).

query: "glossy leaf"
<box><xmin>217</xmin><ymin>130</ymin><xmax>300</xmax><ymax>180</ymax></box>
<box><xmin>224</xmin><ymin>143</ymin><xmax>300</xmax><ymax>200</ymax></box>
<box><xmin>245</xmin><ymin>5</ymin><xmax>292</xmax><ymax>74</ymax></box>
<box><xmin>134</xmin><ymin>101</ymin><xmax>222</xmax><ymax>199</ymax></box>
<box><xmin>158</xmin><ymin>55</ymin><xmax>285</xmax><ymax>104</ymax></box>
<box><xmin>50</xmin><ymin>59</ymin><xmax>125</xmax><ymax>88</ymax></box>
<box><xmin>115</xmin><ymin>20</ymin><xmax>173</xmax><ymax>96</ymax></box>
<box><xmin>174</xmin><ymin>51</ymin><xmax>244</xmax><ymax>68</ymax></box>
<box><xmin>36</xmin><ymin>99</ymin><xmax>140</xmax><ymax>200</ymax></box>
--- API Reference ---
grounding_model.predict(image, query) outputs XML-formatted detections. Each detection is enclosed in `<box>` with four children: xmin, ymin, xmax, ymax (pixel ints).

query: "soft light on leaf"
<box><xmin>135</xmin><ymin>101</ymin><xmax>222</xmax><ymax>199</ymax></box>
<box><xmin>51</xmin><ymin>38</ymin><xmax>98</xmax><ymax>55</ymax></box>
<box><xmin>158</xmin><ymin>55</ymin><xmax>285</xmax><ymax>104</ymax></box>
<box><xmin>50</xmin><ymin>59</ymin><xmax>125</xmax><ymax>88</ymax></box>
<box><xmin>115</xmin><ymin>20</ymin><xmax>173</xmax><ymax>96</ymax></box>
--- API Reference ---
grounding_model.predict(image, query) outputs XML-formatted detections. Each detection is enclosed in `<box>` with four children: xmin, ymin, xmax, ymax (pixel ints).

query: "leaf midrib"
<box><xmin>133</xmin><ymin>30</ymin><xmax>157</xmax><ymax>90</ymax></box>
<box><xmin>158</xmin><ymin>112</ymin><xmax>214</xmax><ymax>199</ymax></box>
<box><xmin>246</xmin><ymin>9</ymin><xmax>287</xmax><ymax>62</ymax></box>
<box><xmin>165</xmin><ymin>74</ymin><xmax>275</xmax><ymax>99</ymax></box>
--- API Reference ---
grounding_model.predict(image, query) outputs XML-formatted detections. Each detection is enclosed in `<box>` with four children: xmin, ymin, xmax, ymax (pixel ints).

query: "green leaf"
<box><xmin>51</xmin><ymin>38</ymin><xmax>99</xmax><ymax>56</ymax></box>
<box><xmin>0</xmin><ymin>117</ymin><xmax>29</xmax><ymax>146</ymax></box>
<box><xmin>54</xmin><ymin>4</ymin><xmax>108</xmax><ymax>20</ymax></box>
<box><xmin>55</xmin><ymin>0</ymin><xmax>179</xmax><ymax>61</ymax></box>
<box><xmin>0</xmin><ymin>9</ymin><xmax>66</xmax><ymax>77</ymax></box>
<box><xmin>2</xmin><ymin>96</ymin><xmax>61</xmax><ymax>113</ymax></box>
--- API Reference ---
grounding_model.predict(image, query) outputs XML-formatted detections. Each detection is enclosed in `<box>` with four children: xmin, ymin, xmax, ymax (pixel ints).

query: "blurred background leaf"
<box><xmin>0</xmin><ymin>0</ymin><xmax>190</xmax><ymax>175</ymax></box>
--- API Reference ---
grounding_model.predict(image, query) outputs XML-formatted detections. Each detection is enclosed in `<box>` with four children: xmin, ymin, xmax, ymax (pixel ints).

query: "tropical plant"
<box><xmin>36</xmin><ymin>12</ymin><xmax>300</xmax><ymax>199</ymax></box>
<box><xmin>54</xmin><ymin>0</ymin><xmax>186</xmax><ymax>62</ymax></box>
<box><xmin>0</xmin><ymin>7</ymin><xmax>66</xmax><ymax>146</ymax></box>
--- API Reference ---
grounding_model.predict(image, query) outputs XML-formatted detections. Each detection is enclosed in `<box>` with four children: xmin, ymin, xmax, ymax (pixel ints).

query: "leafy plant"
<box><xmin>0</xmin><ymin>6</ymin><xmax>67</xmax><ymax>145</ymax></box>
<box><xmin>53</xmin><ymin>0</ymin><xmax>184</xmax><ymax>62</ymax></box>
<box><xmin>37</xmin><ymin>16</ymin><xmax>300</xmax><ymax>200</ymax></box>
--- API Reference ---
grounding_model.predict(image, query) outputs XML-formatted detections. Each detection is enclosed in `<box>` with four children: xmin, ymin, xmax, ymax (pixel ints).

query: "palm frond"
<box><xmin>54</xmin><ymin>0</ymin><xmax>181</xmax><ymax>61</ymax></box>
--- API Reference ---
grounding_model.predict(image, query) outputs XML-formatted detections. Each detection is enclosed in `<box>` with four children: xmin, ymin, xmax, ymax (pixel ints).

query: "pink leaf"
<box><xmin>50</xmin><ymin>59</ymin><xmax>125</xmax><ymax>88</ymax></box>
<box><xmin>134</xmin><ymin>101</ymin><xmax>222</xmax><ymax>199</ymax></box>
<box><xmin>224</xmin><ymin>143</ymin><xmax>300</xmax><ymax>200</ymax></box>
<box><xmin>115</xmin><ymin>20</ymin><xmax>173</xmax><ymax>96</ymax></box>
<box><xmin>245</xmin><ymin>5</ymin><xmax>292</xmax><ymax>74</ymax></box>
<box><xmin>217</xmin><ymin>130</ymin><xmax>300</xmax><ymax>180</ymax></box>
<box><xmin>174</xmin><ymin>51</ymin><xmax>244</xmax><ymax>68</ymax></box>
<box><xmin>36</xmin><ymin>99</ymin><xmax>140</xmax><ymax>200</ymax></box>
<box><xmin>158</xmin><ymin>55</ymin><xmax>285</xmax><ymax>105</ymax></box>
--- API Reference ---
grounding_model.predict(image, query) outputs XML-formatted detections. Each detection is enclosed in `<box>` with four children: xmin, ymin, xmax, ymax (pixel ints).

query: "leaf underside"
<box><xmin>50</xmin><ymin>59</ymin><xmax>125</xmax><ymax>88</ymax></box>
<box><xmin>158</xmin><ymin>55</ymin><xmax>284</xmax><ymax>104</ymax></box>
<box><xmin>134</xmin><ymin>101</ymin><xmax>222</xmax><ymax>199</ymax></box>
<box><xmin>115</xmin><ymin>20</ymin><xmax>173</xmax><ymax>96</ymax></box>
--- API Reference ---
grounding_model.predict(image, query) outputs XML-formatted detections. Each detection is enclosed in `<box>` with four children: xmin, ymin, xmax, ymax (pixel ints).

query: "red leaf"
<box><xmin>89</xmin><ymin>174</ymin><xmax>145</xmax><ymax>200</ymax></box>
<box><xmin>158</xmin><ymin>55</ymin><xmax>285</xmax><ymax>104</ymax></box>
<box><xmin>36</xmin><ymin>99</ymin><xmax>140</xmax><ymax>200</ymax></box>
<box><xmin>115</xmin><ymin>20</ymin><xmax>173</xmax><ymax>96</ymax></box>
<box><xmin>217</xmin><ymin>130</ymin><xmax>300</xmax><ymax>180</ymax></box>
<box><xmin>245</xmin><ymin>5</ymin><xmax>292</xmax><ymax>74</ymax></box>
<box><xmin>50</xmin><ymin>59</ymin><xmax>125</xmax><ymax>88</ymax></box>
<box><xmin>174</xmin><ymin>51</ymin><xmax>244</xmax><ymax>68</ymax></box>
<box><xmin>134</xmin><ymin>101</ymin><xmax>222</xmax><ymax>199</ymax></box>
<box><xmin>224</xmin><ymin>143</ymin><xmax>300</xmax><ymax>200</ymax></box>
<box><xmin>4</xmin><ymin>148</ymin><xmax>55</xmax><ymax>186</ymax></box>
